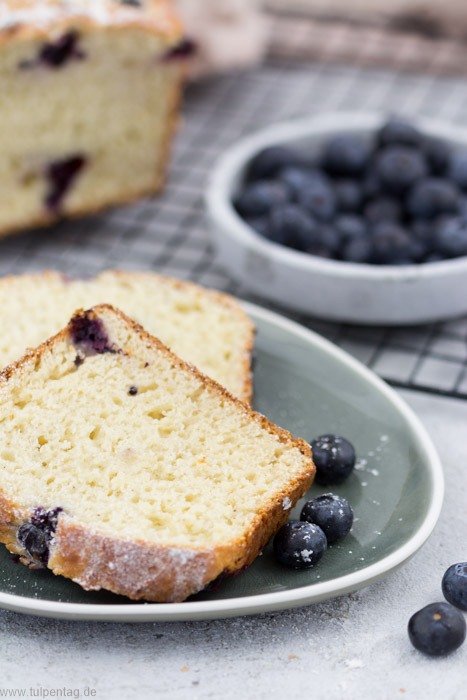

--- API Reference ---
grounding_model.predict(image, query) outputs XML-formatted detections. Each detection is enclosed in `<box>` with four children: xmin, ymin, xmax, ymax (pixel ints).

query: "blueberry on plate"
<box><xmin>433</xmin><ymin>216</ymin><xmax>467</xmax><ymax>258</ymax></box>
<box><xmin>334</xmin><ymin>179</ymin><xmax>363</xmax><ymax>212</ymax></box>
<box><xmin>297</xmin><ymin>179</ymin><xmax>337</xmax><ymax>221</ymax></box>
<box><xmin>247</xmin><ymin>146</ymin><xmax>302</xmax><ymax>181</ymax></box>
<box><xmin>408</xmin><ymin>602</ymin><xmax>466</xmax><ymax>657</ymax></box>
<box><xmin>311</xmin><ymin>434</ymin><xmax>356</xmax><ymax>486</ymax></box>
<box><xmin>321</xmin><ymin>135</ymin><xmax>369</xmax><ymax>177</ymax></box>
<box><xmin>406</xmin><ymin>177</ymin><xmax>459</xmax><ymax>220</ymax></box>
<box><xmin>267</xmin><ymin>204</ymin><xmax>317</xmax><ymax>249</ymax></box>
<box><xmin>375</xmin><ymin>146</ymin><xmax>427</xmax><ymax>195</ymax></box>
<box><xmin>234</xmin><ymin>181</ymin><xmax>289</xmax><ymax>218</ymax></box>
<box><xmin>442</xmin><ymin>563</ymin><xmax>467</xmax><ymax>611</ymax></box>
<box><xmin>448</xmin><ymin>152</ymin><xmax>467</xmax><ymax>190</ymax></box>
<box><xmin>301</xmin><ymin>494</ymin><xmax>353</xmax><ymax>544</ymax></box>
<box><xmin>273</xmin><ymin>521</ymin><xmax>327</xmax><ymax>569</ymax></box>
<box><xmin>377</xmin><ymin>117</ymin><xmax>422</xmax><ymax>149</ymax></box>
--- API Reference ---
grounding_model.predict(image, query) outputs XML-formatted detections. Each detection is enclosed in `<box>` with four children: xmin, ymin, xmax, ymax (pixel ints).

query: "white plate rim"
<box><xmin>0</xmin><ymin>302</ymin><xmax>444</xmax><ymax>621</ymax></box>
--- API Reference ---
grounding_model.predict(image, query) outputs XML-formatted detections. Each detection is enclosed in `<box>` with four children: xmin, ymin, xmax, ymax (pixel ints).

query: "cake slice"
<box><xmin>0</xmin><ymin>0</ymin><xmax>187</xmax><ymax>237</ymax></box>
<box><xmin>0</xmin><ymin>305</ymin><xmax>314</xmax><ymax>602</ymax></box>
<box><xmin>0</xmin><ymin>270</ymin><xmax>254</xmax><ymax>403</ymax></box>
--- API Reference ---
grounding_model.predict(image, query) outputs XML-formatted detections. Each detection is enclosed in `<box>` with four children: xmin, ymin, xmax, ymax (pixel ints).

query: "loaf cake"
<box><xmin>0</xmin><ymin>305</ymin><xmax>314</xmax><ymax>602</ymax></box>
<box><xmin>0</xmin><ymin>270</ymin><xmax>254</xmax><ymax>403</ymax></box>
<box><xmin>0</xmin><ymin>0</ymin><xmax>187</xmax><ymax>237</ymax></box>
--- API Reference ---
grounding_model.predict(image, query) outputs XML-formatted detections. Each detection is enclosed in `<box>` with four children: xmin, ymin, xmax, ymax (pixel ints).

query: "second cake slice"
<box><xmin>0</xmin><ymin>305</ymin><xmax>314</xmax><ymax>602</ymax></box>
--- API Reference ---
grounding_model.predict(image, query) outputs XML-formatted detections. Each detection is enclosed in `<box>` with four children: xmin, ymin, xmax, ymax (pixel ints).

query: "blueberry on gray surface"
<box><xmin>300</xmin><ymin>494</ymin><xmax>353</xmax><ymax>544</ymax></box>
<box><xmin>267</xmin><ymin>204</ymin><xmax>317</xmax><ymax>249</ymax></box>
<box><xmin>408</xmin><ymin>602</ymin><xmax>466</xmax><ymax>656</ymax></box>
<box><xmin>407</xmin><ymin>178</ymin><xmax>459</xmax><ymax>220</ymax></box>
<box><xmin>433</xmin><ymin>217</ymin><xmax>467</xmax><ymax>258</ymax></box>
<box><xmin>375</xmin><ymin>146</ymin><xmax>427</xmax><ymax>194</ymax></box>
<box><xmin>321</xmin><ymin>135</ymin><xmax>369</xmax><ymax>177</ymax></box>
<box><xmin>17</xmin><ymin>507</ymin><xmax>63</xmax><ymax>565</ymax></box>
<box><xmin>442</xmin><ymin>563</ymin><xmax>467</xmax><ymax>611</ymax></box>
<box><xmin>311</xmin><ymin>434</ymin><xmax>356</xmax><ymax>486</ymax></box>
<box><xmin>247</xmin><ymin>146</ymin><xmax>302</xmax><ymax>181</ymax></box>
<box><xmin>273</xmin><ymin>521</ymin><xmax>327</xmax><ymax>569</ymax></box>
<box><xmin>234</xmin><ymin>181</ymin><xmax>288</xmax><ymax>218</ymax></box>
<box><xmin>378</xmin><ymin>117</ymin><xmax>422</xmax><ymax>149</ymax></box>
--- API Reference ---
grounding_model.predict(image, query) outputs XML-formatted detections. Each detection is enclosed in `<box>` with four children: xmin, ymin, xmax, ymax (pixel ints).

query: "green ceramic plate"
<box><xmin>0</xmin><ymin>303</ymin><xmax>443</xmax><ymax>621</ymax></box>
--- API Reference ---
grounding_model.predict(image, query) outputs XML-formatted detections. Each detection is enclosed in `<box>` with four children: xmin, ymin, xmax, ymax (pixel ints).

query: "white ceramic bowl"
<box><xmin>206</xmin><ymin>112</ymin><xmax>467</xmax><ymax>325</ymax></box>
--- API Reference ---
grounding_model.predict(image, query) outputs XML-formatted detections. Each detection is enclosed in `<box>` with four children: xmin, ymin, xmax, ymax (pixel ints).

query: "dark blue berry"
<box><xmin>423</xmin><ymin>136</ymin><xmax>450</xmax><ymax>175</ymax></box>
<box><xmin>433</xmin><ymin>216</ymin><xmax>467</xmax><ymax>258</ymax></box>
<box><xmin>273</xmin><ymin>521</ymin><xmax>327</xmax><ymax>569</ymax></box>
<box><xmin>364</xmin><ymin>197</ymin><xmax>401</xmax><ymax>224</ymax></box>
<box><xmin>361</xmin><ymin>170</ymin><xmax>382</xmax><ymax>201</ymax></box>
<box><xmin>311</xmin><ymin>435</ymin><xmax>356</xmax><ymax>486</ymax></box>
<box><xmin>247</xmin><ymin>146</ymin><xmax>302</xmax><ymax>181</ymax></box>
<box><xmin>448</xmin><ymin>152</ymin><xmax>467</xmax><ymax>190</ymax></box>
<box><xmin>407</xmin><ymin>178</ymin><xmax>459</xmax><ymax>220</ymax></box>
<box><xmin>408</xmin><ymin>602</ymin><xmax>466</xmax><ymax>657</ymax></box>
<box><xmin>278</xmin><ymin>167</ymin><xmax>329</xmax><ymax>202</ymax></box>
<box><xmin>234</xmin><ymin>181</ymin><xmax>288</xmax><ymax>218</ymax></box>
<box><xmin>267</xmin><ymin>204</ymin><xmax>317</xmax><ymax>249</ymax></box>
<box><xmin>17</xmin><ymin>506</ymin><xmax>63</xmax><ymax>564</ymax></box>
<box><xmin>378</xmin><ymin>117</ymin><xmax>422</xmax><ymax>148</ymax></box>
<box><xmin>162</xmin><ymin>38</ymin><xmax>197</xmax><ymax>62</ymax></box>
<box><xmin>334</xmin><ymin>214</ymin><xmax>367</xmax><ymax>241</ymax></box>
<box><xmin>39</xmin><ymin>31</ymin><xmax>84</xmax><ymax>68</ymax></box>
<box><xmin>442</xmin><ymin>563</ymin><xmax>467</xmax><ymax>611</ymax></box>
<box><xmin>321</xmin><ymin>135</ymin><xmax>369</xmax><ymax>177</ymax></box>
<box><xmin>297</xmin><ymin>180</ymin><xmax>337</xmax><ymax>221</ymax></box>
<box><xmin>300</xmin><ymin>494</ymin><xmax>353</xmax><ymax>544</ymax></box>
<box><xmin>370</xmin><ymin>221</ymin><xmax>414</xmax><ymax>264</ymax></box>
<box><xmin>45</xmin><ymin>155</ymin><xmax>86</xmax><ymax>211</ymax></box>
<box><xmin>334</xmin><ymin>179</ymin><xmax>363</xmax><ymax>212</ymax></box>
<box><xmin>340</xmin><ymin>236</ymin><xmax>373</xmax><ymax>263</ymax></box>
<box><xmin>375</xmin><ymin>146</ymin><xmax>427</xmax><ymax>195</ymax></box>
<box><xmin>128</xmin><ymin>386</ymin><xmax>138</xmax><ymax>395</ymax></box>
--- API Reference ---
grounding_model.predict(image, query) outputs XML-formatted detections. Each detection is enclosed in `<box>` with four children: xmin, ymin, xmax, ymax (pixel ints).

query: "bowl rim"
<box><xmin>206</xmin><ymin>111</ymin><xmax>467</xmax><ymax>281</ymax></box>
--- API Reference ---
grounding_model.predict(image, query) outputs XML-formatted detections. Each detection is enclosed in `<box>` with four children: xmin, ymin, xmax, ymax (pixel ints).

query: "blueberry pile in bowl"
<box><xmin>233</xmin><ymin>116</ymin><xmax>467</xmax><ymax>265</ymax></box>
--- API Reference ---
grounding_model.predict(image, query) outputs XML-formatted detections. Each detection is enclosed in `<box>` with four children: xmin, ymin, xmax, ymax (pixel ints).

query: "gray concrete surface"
<box><xmin>0</xmin><ymin>389</ymin><xmax>465</xmax><ymax>700</ymax></box>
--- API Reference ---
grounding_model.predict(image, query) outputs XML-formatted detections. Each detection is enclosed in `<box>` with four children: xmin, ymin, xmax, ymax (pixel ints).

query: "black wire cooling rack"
<box><xmin>1</xmin><ymin>60</ymin><xmax>467</xmax><ymax>400</ymax></box>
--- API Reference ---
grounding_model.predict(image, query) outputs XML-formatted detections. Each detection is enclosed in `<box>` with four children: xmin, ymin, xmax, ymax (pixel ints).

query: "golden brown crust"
<box><xmin>0</xmin><ymin>304</ymin><xmax>314</xmax><ymax>602</ymax></box>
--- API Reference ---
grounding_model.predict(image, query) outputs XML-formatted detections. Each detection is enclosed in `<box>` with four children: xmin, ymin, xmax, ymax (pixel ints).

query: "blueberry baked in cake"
<box><xmin>0</xmin><ymin>0</ymin><xmax>188</xmax><ymax>236</ymax></box>
<box><xmin>0</xmin><ymin>305</ymin><xmax>314</xmax><ymax>602</ymax></box>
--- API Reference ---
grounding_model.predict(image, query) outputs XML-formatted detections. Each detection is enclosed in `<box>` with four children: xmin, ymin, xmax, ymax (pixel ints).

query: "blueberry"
<box><xmin>448</xmin><ymin>152</ymin><xmax>467</xmax><ymax>190</ymax></box>
<box><xmin>442</xmin><ymin>563</ymin><xmax>467</xmax><ymax>611</ymax></box>
<box><xmin>279</xmin><ymin>167</ymin><xmax>329</xmax><ymax>202</ymax></box>
<box><xmin>39</xmin><ymin>31</ymin><xmax>84</xmax><ymax>68</ymax></box>
<box><xmin>267</xmin><ymin>204</ymin><xmax>317</xmax><ymax>249</ymax></box>
<box><xmin>378</xmin><ymin>117</ymin><xmax>422</xmax><ymax>148</ymax></box>
<box><xmin>321</xmin><ymin>135</ymin><xmax>369</xmax><ymax>177</ymax></box>
<box><xmin>375</xmin><ymin>146</ymin><xmax>427</xmax><ymax>195</ymax></box>
<box><xmin>407</xmin><ymin>178</ymin><xmax>459</xmax><ymax>220</ymax></box>
<box><xmin>273</xmin><ymin>521</ymin><xmax>327</xmax><ymax>569</ymax></box>
<box><xmin>300</xmin><ymin>494</ymin><xmax>353</xmax><ymax>544</ymax></box>
<box><xmin>423</xmin><ymin>136</ymin><xmax>450</xmax><ymax>175</ymax></box>
<box><xmin>433</xmin><ymin>216</ymin><xmax>467</xmax><ymax>258</ymax></box>
<box><xmin>306</xmin><ymin>224</ymin><xmax>341</xmax><ymax>257</ymax></box>
<box><xmin>370</xmin><ymin>221</ymin><xmax>414</xmax><ymax>264</ymax></box>
<box><xmin>17</xmin><ymin>523</ymin><xmax>49</xmax><ymax>561</ymax></box>
<box><xmin>364</xmin><ymin>197</ymin><xmax>402</xmax><ymax>225</ymax></box>
<box><xmin>45</xmin><ymin>155</ymin><xmax>86</xmax><ymax>211</ymax></box>
<box><xmin>247</xmin><ymin>146</ymin><xmax>302</xmax><ymax>181</ymax></box>
<box><xmin>334</xmin><ymin>179</ymin><xmax>363</xmax><ymax>212</ymax></box>
<box><xmin>361</xmin><ymin>170</ymin><xmax>382</xmax><ymax>201</ymax></box>
<box><xmin>234</xmin><ymin>181</ymin><xmax>288</xmax><ymax>218</ymax></box>
<box><xmin>340</xmin><ymin>236</ymin><xmax>373</xmax><ymax>263</ymax></box>
<box><xmin>70</xmin><ymin>314</ymin><xmax>115</xmax><ymax>354</ymax></box>
<box><xmin>162</xmin><ymin>38</ymin><xmax>197</xmax><ymax>62</ymax></box>
<box><xmin>311</xmin><ymin>434</ymin><xmax>356</xmax><ymax>486</ymax></box>
<box><xmin>408</xmin><ymin>602</ymin><xmax>466</xmax><ymax>657</ymax></box>
<box><xmin>128</xmin><ymin>386</ymin><xmax>138</xmax><ymax>396</ymax></box>
<box><xmin>334</xmin><ymin>215</ymin><xmax>367</xmax><ymax>241</ymax></box>
<box><xmin>297</xmin><ymin>180</ymin><xmax>337</xmax><ymax>221</ymax></box>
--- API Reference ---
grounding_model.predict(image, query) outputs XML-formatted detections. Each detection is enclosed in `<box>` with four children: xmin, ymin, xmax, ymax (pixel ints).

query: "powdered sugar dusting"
<box><xmin>282</xmin><ymin>497</ymin><xmax>292</xmax><ymax>511</ymax></box>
